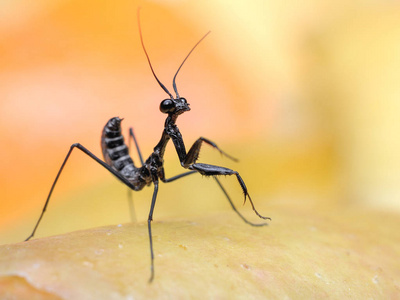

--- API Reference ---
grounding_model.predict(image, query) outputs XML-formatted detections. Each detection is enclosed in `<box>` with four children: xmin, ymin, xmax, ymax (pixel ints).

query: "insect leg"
<box><xmin>183</xmin><ymin>137</ymin><xmax>238</xmax><ymax>168</ymax></box>
<box><xmin>190</xmin><ymin>163</ymin><xmax>270</xmax><ymax>222</ymax></box>
<box><xmin>162</xmin><ymin>170</ymin><xmax>197</xmax><ymax>183</ymax></box>
<box><xmin>25</xmin><ymin>143</ymin><xmax>137</xmax><ymax>241</ymax></box>
<box><xmin>213</xmin><ymin>176</ymin><xmax>268</xmax><ymax>227</ymax></box>
<box><xmin>126</xmin><ymin>189</ymin><xmax>137</xmax><ymax>223</ymax></box>
<box><xmin>148</xmin><ymin>180</ymin><xmax>159</xmax><ymax>283</ymax></box>
<box><xmin>128</xmin><ymin>127</ymin><xmax>144</xmax><ymax>165</ymax></box>
<box><xmin>127</xmin><ymin>127</ymin><xmax>144</xmax><ymax>222</ymax></box>
<box><xmin>161</xmin><ymin>168</ymin><xmax>268</xmax><ymax>226</ymax></box>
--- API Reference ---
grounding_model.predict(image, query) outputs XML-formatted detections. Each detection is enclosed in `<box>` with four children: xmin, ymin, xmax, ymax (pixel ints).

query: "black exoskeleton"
<box><xmin>24</xmin><ymin>10</ymin><xmax>270</xmax><ymax>282</ymax></box>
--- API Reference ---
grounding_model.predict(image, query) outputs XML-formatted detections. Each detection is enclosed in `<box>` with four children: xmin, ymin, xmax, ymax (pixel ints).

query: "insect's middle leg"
<box><xmin>190</xmin><ymin>163</ymin><xmax>270</xmax><ymax>221</ymax></box>
<box><xmin>162</xmin><ymin>170</ymin><xmax>197</xmax><ymax>183</ymax></box>
<box><xmin>213</xmin><ymin>176</ymin><xmax>268</xmax><ymax>227</ymax></box>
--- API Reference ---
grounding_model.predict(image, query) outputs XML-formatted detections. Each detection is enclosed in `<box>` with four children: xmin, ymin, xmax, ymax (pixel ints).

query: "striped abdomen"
<box><xmin>101</xmin><ymin>117</ymin><xmax>136</xmax><ymax>176</ymax></box>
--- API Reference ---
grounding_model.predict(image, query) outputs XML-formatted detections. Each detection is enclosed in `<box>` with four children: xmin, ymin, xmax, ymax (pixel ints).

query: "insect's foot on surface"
<box><xmin>148</xmin><ymin>271</ymin><xmax>154</xmax><ymax>284</ymax></box>
<box><xmin>24</xmin><ymin>230</ymin><xmax>36</xmax><ymax>241</ymax></box>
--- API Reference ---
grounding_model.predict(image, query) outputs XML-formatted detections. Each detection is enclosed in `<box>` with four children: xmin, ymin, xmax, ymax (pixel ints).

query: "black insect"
<box><xmin>24</xmin><ymin>11</ymin><xmax>270</xmax><ymax>282</ymax></box>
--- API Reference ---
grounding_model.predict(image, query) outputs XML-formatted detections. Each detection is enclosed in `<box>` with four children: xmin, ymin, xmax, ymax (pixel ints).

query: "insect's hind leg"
<box><xmin>128</xmin><ymin>127</ymin><xmax>144</xmax><ymax>165</ymax></box>
<box><xmin>190</xmin><ymin>163</ymin><xmax>270</xmax><ymax>222</ymax></box>
<box><xmin>126</xmin><ymin>189</ymin><xmax>137</xmax><ymax>223</ymax></box>
<box><xmin>25</xmin><ymin>143</ymin><xmax>136</xmax><ymax>241</ymax></box>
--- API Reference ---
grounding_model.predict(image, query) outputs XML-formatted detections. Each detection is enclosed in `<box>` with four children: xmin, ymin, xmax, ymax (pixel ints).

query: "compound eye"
<box><xmin>180</xmin><ymin>97</ymin><xmax>187</xmax><ymax>103</ymax></box>
<box><xmin>160</xmin><ymin>99</ymin><xmax>175</xmax><ymax>113</ymax></box>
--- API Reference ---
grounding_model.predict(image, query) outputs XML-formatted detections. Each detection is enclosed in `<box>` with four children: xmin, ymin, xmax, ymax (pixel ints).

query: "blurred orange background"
<box><xmin>1</xmin><ymin>0</ymin><xmax>400</xmax><ymax>243</ymax></box>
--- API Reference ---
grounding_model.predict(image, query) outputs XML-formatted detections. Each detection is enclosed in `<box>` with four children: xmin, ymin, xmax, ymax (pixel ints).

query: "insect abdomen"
<box><xmin>101</xmin><ymin>117</ymin><xmax>134</xmax><ymax>171</ymax></box>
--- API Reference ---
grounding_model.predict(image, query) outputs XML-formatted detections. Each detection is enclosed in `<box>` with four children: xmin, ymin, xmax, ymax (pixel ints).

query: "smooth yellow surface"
<box><xmin>1</xmin><ymin>204</ymin><xmax>399</xmax><ymax>299</ymax></box>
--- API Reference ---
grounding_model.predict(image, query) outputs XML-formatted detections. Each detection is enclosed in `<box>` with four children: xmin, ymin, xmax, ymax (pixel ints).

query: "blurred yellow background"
<box><xmin>1</xmin><ymin>0</ymin><xmax>400</xmax><ymax>243</ymax></box>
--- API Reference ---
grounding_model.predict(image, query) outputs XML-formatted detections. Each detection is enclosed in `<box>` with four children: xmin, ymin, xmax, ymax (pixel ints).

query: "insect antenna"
<box><xmin>137</xmin><ymin>8</ymin><xmax>174</xmax><ymax>99</ymax></box>
<box><xmin>172</xmin><ymin>31</ymin><xmax>211</xmax><ymax>99</ymax></box>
